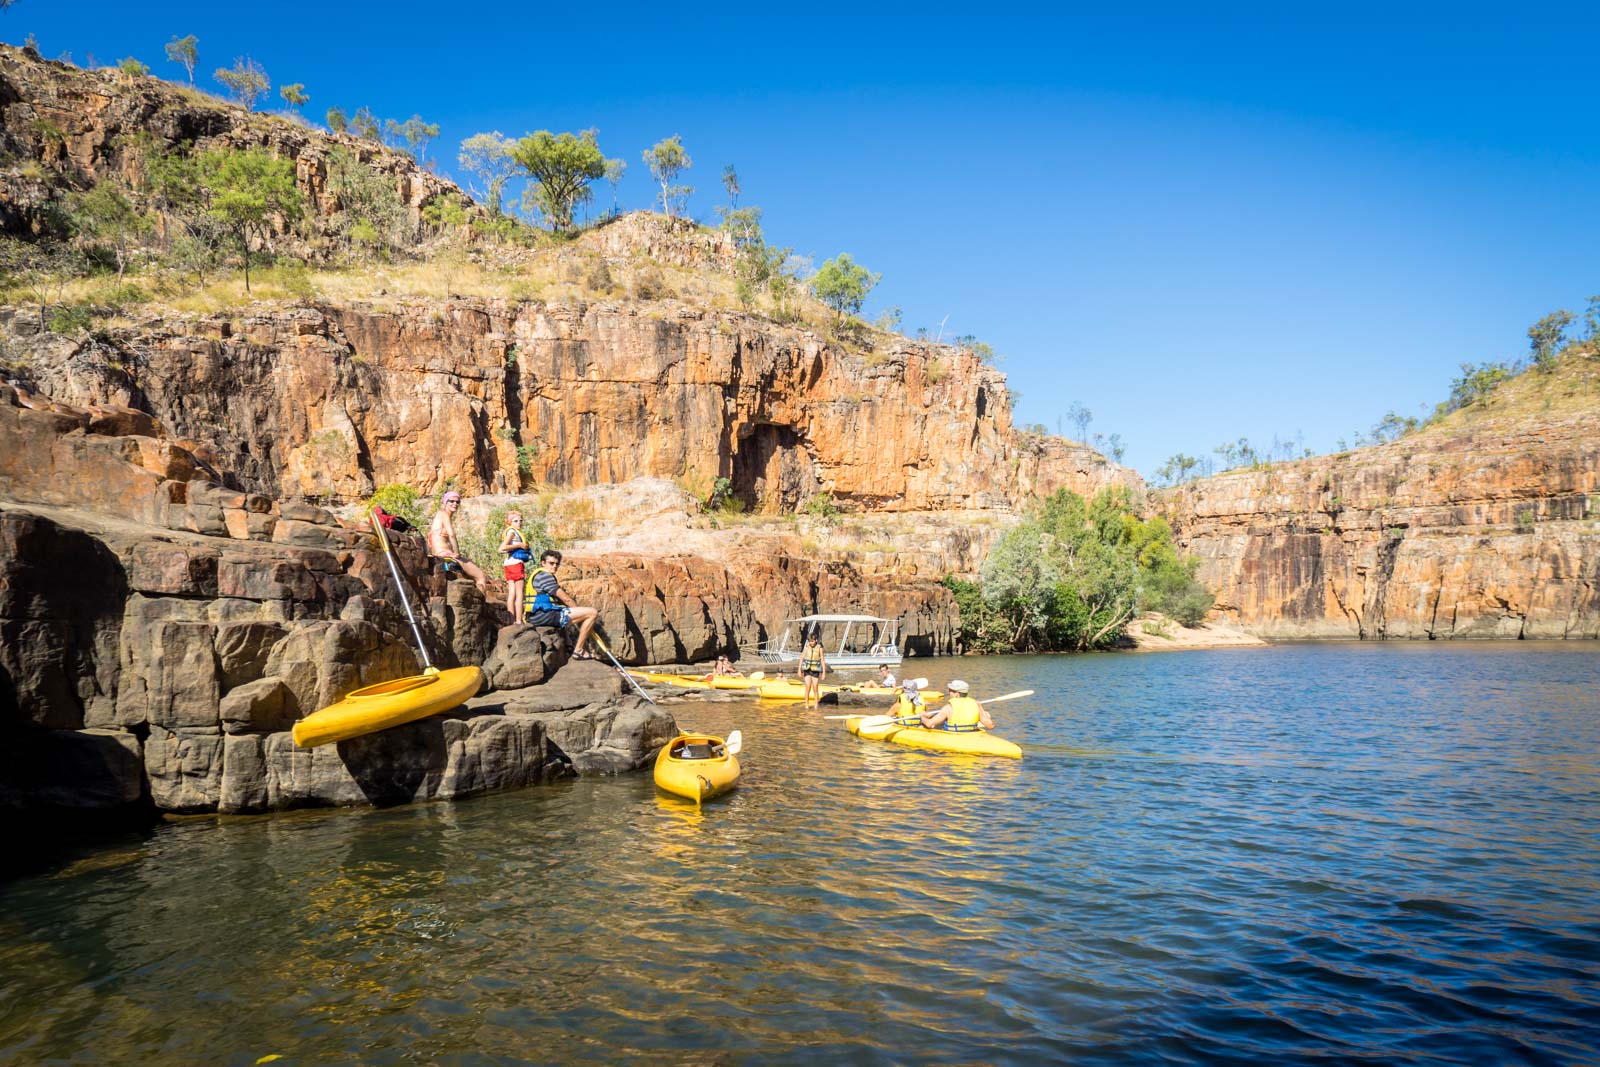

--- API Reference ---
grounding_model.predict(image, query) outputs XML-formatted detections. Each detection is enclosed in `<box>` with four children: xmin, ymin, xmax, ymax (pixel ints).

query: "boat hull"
<box><xmin>846</xmin><ymin>717</ymin><xmax>1022</xmax><ymax>758</ymax></box>
<box><xmin>291</xmin><ymin>666</ymin><xmax>484</xmax><ymax>748</ymax></box>
<box><xmin>653</xmin><ymin>734</ymin><xmax>741</xmax><ymax>803</ymax></box>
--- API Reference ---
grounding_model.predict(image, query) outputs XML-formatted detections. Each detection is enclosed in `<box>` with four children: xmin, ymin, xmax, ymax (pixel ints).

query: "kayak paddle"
<box><xmin>592</xmin><ymin>633</ymin><xmax>656</xmax><ymax>705</ymax></box>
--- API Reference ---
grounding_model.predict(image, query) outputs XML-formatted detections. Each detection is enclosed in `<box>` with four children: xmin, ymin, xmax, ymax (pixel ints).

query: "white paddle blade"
<box><xmin>909</xmin><ymin>677</ymin><xmax>928</xmax><ymax>687</ymax></box>
<box><xmin>726</xmin><ymin>730</ymin><xmax>743</xmax><ymax>755</ymax></box>
<box><xmin>749</xmin><ymin>670</ymin><xmax>765</xmax><ymax>681</ymax></box>
<box><xmin>978</xmin><ymin>689</ymin><xmax>1035</xmax><ymax>705</ymax></box>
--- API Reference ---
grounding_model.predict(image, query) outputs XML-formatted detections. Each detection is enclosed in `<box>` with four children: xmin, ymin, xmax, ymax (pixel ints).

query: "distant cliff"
<box><xmin>1160</xmin><ymin>354</ymin><xmax>1600</xmax><ymax>639</ymax></box>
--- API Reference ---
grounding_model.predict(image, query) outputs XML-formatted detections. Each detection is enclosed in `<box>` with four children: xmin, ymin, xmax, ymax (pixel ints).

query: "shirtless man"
<box><xmin>426</xmin><ymin>490</ymin><xmax>488</xmax><ymax>593</ymax></box>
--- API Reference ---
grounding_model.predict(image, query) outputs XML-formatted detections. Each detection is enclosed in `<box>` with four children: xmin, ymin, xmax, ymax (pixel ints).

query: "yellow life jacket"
<box><xmin>944</xmin><ymin>695</ymin><xmax>983</xmax><ymax>729</ymax></box>
<box><xmin>800</xmin><ymin>646</ymin><xmax>823</xmax><ymax>672</ymax></box>
<box><xmin>894</xmin><ymin>691</ymin><xmax>923</xmax><ymax>725</ymax></box>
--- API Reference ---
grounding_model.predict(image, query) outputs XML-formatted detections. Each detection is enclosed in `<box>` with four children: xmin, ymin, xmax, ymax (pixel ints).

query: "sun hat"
<box><xmin>947</xmin><ymin>679</ymin><xmax>969</xmax><ymax>693</ymax></box>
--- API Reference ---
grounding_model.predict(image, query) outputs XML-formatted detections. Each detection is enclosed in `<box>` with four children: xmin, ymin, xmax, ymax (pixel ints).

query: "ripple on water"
<box><xmin>2</xmin><ymin>645</ymin><xmax>1600</xmax><ymax>1065</ymax></box>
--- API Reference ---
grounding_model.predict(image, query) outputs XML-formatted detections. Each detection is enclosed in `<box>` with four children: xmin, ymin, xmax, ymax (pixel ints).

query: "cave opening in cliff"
<box><xmin>731</xmin><ymin>424</ymin><xmax>813</xmax><ymax>512</ymax></box>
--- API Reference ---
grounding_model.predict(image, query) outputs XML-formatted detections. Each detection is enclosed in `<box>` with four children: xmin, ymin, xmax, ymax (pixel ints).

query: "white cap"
<box><xmin>947</xmin><ymin>679</ymin><xmax>969</xmax><ymax>693</ymax></box>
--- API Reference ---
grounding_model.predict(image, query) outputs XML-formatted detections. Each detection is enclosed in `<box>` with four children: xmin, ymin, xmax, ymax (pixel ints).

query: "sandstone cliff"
<box><xmin>0</xmin><ymin>385</ymin><xmax>675</xmax><ymax>821</ymax></box>
<box><xmin>1161</xmin><ymin>356</ymin><xmax>1600</xmax><ymax>639</ymax></box>
<box><xmin>0</xmin><ymin>43</ymin><xmax>461</xmax><ymax>244</ymax></box>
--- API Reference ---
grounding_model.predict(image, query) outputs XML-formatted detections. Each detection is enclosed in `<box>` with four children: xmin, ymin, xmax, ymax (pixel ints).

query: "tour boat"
<box><xmin>754</xmin><ymin>614</ymin><xmax>903</xmax><ymax>670</ymax></box>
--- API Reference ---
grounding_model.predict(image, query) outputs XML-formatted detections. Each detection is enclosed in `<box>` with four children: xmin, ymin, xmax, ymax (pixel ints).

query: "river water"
<box><xmin>3</xmin><ymin>643</ymin><xmax>1599</xmax><ymax>1066</ymax></box>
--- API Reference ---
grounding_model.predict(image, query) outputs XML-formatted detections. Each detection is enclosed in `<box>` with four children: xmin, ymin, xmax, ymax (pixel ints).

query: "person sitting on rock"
<box><xmin>498</xmin><ymin>510</ymin><xmax>532</xmax><ymax>624</ymax></box>
<box><xmin>427</xmin><ymin>490</ymin><xmax>487</xmax><ymax>593</ymax></box>
<box><xmin>920</xmin><ymin>679</ymin><xmax>993</xmax><ymax>732</ymax></box>
<box><xmin>526</xmin><ymin>549</ymin><xmax>599</xmax><ymax>659</ymax></box>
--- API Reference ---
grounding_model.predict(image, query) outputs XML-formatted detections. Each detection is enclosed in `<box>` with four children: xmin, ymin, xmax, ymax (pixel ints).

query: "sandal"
<box><xmin>572</xmin><ymin>648</ymin><xmax>596</xmax><ymax>660</ymax></box>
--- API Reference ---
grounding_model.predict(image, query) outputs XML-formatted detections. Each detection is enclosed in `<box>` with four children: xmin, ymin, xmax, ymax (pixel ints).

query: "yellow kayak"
<box><xmin>627</xmin><ymin>671</ymin><xmax>765</xmax><ymax>691</ymax></box>
<box><xmin>653</xmin><ymin>733</ymin><xmax>741</xmax><ymax>804</ymax></box>
<box><xmin>291</xmin><ymin>666</ymin><xmax>484</xmax><ymax>748</ymax></box>
<box><xmin>757</xmin><ymin>679</ymin><xmax>846</xmax><ymax>700</ymax></box>
<box><xmin>846</xmin><ymin>716</ymin><xmax>1022</xmax><ymax>759</ymax></box>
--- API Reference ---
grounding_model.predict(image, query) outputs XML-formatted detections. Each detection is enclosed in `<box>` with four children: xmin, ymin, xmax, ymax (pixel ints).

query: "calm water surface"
<box><xmin>3</xmin><ymin>644</ymin><xmax>1599</xmax><ymax>1065</ymax></box>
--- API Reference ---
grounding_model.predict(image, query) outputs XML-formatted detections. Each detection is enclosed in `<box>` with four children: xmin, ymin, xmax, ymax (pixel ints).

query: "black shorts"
<box><xmin>801</xmin><ymin>669</ymin><xmax>821</xmax><ymax>679</ymax></box>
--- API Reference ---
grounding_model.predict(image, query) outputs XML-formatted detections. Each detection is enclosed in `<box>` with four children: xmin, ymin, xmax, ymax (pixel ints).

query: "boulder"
<box><xmin>0</xmin><ymin>727</ymin><xmax>145</xmax><ymax>812</ymax></box>
<box><xmin>0</xmin><ymin>511</ymin><xmax>126</xmax><ymax>730</ymax></box>
<box><xmin>113</xmin><ymin>618</ymin><xmax>220</xmax><ymax>729</ymax></box>
<box><xmin>214</xmin><ymin>621</ymin><xmax>289</xmax><ymax>689</ymax></box>
<box><xmin>482</xmin><ymin>624</ymin><xmax>569</xmax><ymax>690</ymax></box>
<box><xmin>219</xmin><ymin>676</ymin><xmax>295</xmax><ymax>734</ymax></box>
<box><xmin>144</xmin><ymin>725</ymin><xmax>224</xmax><ymax>814</ymax></box>
<box><xmin>263</xmin><ymin>619</ymin><xmax>418</xmax><ymax>716</ymax></box>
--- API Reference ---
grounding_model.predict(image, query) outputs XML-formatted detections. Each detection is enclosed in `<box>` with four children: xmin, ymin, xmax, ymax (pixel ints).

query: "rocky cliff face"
<box><xmin>0</xmin><ymin>44</ymin><xmax>461</xmax><ymax>243</ymax></box>
<box><xmin>0</xmin><ymin>385</ymin><xmax>674</xmax><ymax>821</ymax></box>
<box><xmin>1161</xmin><ymin>360</ymin><xmax>1600</xmax><ymax>638</ymax></box>
<box><xmin>3</xmin><ymin>299</ymin><xmax>1131</xmax><ymax>513</ymax></box>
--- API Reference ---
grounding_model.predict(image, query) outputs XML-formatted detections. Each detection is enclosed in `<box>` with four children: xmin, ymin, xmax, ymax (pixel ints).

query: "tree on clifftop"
<box><xmin>811</xmin><ymin>253</ymin><xmax>880</xmax><ymax>325</ymax></box>
<box><xmin>604</xmin><ymin>157</ymin><xmax>626</xmax><ymax>216</ymax></box>
<box><xmin>164</xmin><ymin>35</ymin><xmax>197</xmax><ymax>85</ymax></box>
<box><xmin>459</xmin><ymin>132</ymin><xmax>518</xmax><ymax>217</ymax></box>
<box><xmin>279</xmin><ymin>82</ymin><xmax>309</xmax><ymax>115</ymax></box>
<box><xmin>510</xmin><ymin>129</ymin><xmax>606</xmax><ymax>233</ymax></box>
<box><xmin>643</xmin><ymin>135</ymin><xmax>693</xmax><ymax>217</ymax></box>
<box><xmin>386</xmin><ymin>115</ymin><xmax>440</xmax><ymax>163</ymax></box>
<box><xmin>214</xmin><ymin>56</ymin><xmax>269</xmax><ymax>111</ymax></box>
<box><xmin>200</xmin><ymin>148</ymin><xmax>303</xmax><ymax>292</ymax></box>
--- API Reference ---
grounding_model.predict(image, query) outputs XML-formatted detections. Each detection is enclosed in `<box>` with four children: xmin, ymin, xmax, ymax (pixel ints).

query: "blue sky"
<box><xmin>7</xmin><ymin>4</ymin><xmax>1598</xmax><ymax>476</ymax></box>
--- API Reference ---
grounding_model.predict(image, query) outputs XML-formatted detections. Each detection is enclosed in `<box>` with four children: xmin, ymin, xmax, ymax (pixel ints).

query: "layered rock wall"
<box><xmin>5</xmin><ymin>299</ymin><xmax>1133</xmax><ymax>513</ymax></box>
<box><xmin>0</xmin><ymin>44</ymin><xmax>463</xmax><ymax>244</ymax></box>
<box><xmin>0</xmin><ymin>388</ymin><xmax>673</xmax><ymax>820</ymax></box>
<box><xmin>1162</xmin><ymin>404</ymin><xmax>1600</xmax><ymax>639</ymax></box>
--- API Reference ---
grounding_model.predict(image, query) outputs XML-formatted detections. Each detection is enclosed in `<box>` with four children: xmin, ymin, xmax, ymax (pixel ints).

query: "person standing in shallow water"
<box><xmin>796</xmin><ymin>630</ymin><xmax>827</xmax><ymax>708</ymax></box>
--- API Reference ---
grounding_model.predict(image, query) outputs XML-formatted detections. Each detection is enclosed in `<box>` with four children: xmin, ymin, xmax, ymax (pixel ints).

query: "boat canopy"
<box><xmin>756</xmin><ymin>614</ymin><xmax>903</xmax><ymax>668</ymax></box>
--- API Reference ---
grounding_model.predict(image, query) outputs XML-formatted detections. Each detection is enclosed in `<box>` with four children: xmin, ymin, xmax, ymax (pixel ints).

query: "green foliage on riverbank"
<box><xmin>945</xmin><ymin>487</ymin><xmax>1214</xmax><ymax>652</ymax></box>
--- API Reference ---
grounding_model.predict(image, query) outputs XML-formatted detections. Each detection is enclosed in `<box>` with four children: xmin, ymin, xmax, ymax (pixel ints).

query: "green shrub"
<box><xmin>803</xmin><ymin>493</ymin><xmax>840</xmax><ymax>520</ymax></box>
<box><xmin>366</xmin><ymin>483</ymin><xmax>428</xmax><ymax>530</ymax></box>
<box><xmin>948</xmin><ymin>487</ymin><xmax>1215</xmax><ymax>651</ymax></box>
<box><xmin>1514</xmin><ymin>508</ymin><xmax>1536</xmax><ymax>533</ymax></box>
<box><xmin>456</xmin><ymin>502</ymin><xmax>556</xmax><ymax>577</ymax></box>
<box><xmin>48</xmin><ymin>301</ymin><xmax>96</xmax><ymax>334</ymax></box>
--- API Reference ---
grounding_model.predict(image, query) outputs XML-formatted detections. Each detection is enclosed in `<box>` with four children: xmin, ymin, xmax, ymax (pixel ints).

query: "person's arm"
<box><xmin>920</xmin><ymin>704</ymin><xmax>945</xmax><ymax>728</ymax></box>
<box><xmin>497</xmin><ymin>528</ymin><xmax>515</xmax><ymax>553</ymax></box>
<box><xmin>979</xmin><ymin>708</ymin><xmax>995</xmax><ymax>730</ymax></box>
<box><xmin>555</xmin><ymin>585</ymin><xmax>576</xmax><ymax>609</ymax></box>
<box><xmin>818</xmin><ymin>650</ymin><xmax>827</xmax><ymax>681</ymax></box>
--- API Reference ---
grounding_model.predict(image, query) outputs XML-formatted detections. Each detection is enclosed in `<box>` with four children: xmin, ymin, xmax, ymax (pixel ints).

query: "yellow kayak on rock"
<box><xmin>291</xmin><ymin>666</ymin><xmax>485</xmax><ymax>748</ymax></box>
<box><xmin>845</xmin><ymin>715</ymin><xmax>1022</xmax><ymax>759</ymax></box>
<box><xmin>653</xmin><ymin>732</ymin><xmax>742</xmax><ymax>805</ymax></box>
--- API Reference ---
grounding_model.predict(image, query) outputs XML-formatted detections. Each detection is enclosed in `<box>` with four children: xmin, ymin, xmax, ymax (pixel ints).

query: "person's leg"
<box><xmin>507</xmin><ymin>577</ymin><xmax>523</xmax><ymax>622</ymax></box>
<box><xmin>461</xmin><ymin>558</ymin><xmax>489</xmax><ymax>593</ymax></box>
<box><xmin>570</xmin><ymin>606</ymin><xmax>598</xmax><ymax>654</ymax></box>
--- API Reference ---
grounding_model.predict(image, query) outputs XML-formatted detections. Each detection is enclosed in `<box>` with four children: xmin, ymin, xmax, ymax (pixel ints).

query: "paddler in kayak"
<box><xmin>796</xmin><ymin>629</ymin><xmax>828</xmax><ymax>708</ymax></box>
<box><xmin>919</xmin><ymin>679</ymin><xmax>993</xmax><ymax>732</ymax></box>
<box><xmin>890</xmin><ymin>678</ymin><xmax>926</xmax><ymax>725</ymax></box>
<box><xmin>699</xmin><ymin>655</ymin><xmax>743</xmax><ymax>682</ymax></box>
